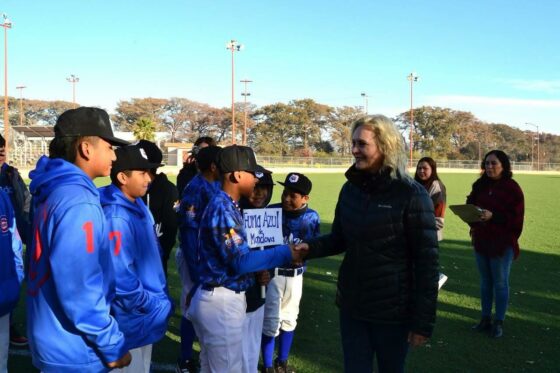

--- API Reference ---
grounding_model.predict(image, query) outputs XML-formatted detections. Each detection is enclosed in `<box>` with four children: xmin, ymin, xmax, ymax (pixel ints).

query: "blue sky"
<box><xmin>2</xmin><ymin>0</ymin><xmax>559</xmax><ymax>134</ymax></box>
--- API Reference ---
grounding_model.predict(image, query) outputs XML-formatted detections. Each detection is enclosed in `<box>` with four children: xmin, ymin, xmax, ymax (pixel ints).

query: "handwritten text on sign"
<box><xmin>243</xmin><ymin>208</ymin><xmax>283</xmax><ymax>248</ymax></box>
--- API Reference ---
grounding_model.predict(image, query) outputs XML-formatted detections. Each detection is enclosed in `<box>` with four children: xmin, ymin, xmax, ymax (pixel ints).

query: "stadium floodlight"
<box><xmin>361</xmin><ymin>92</ymin><xmax>369</xmax><ymax>115</ymax></box>
<box><xmin>66</xmin><ymin>74</ymin><xmax>80</xmax><ymax>107</ymax></box>
<box><xmin>407</xmin><ymin>72</ymin><xmax>420</xmax><ymax>168</ymax></box>
<box><xmin>226</xmin><ymin>40</ymin><xmax>244</xmax><ymax>144</ymax></box>
<box><xmin>240</xmin><ymin>79</ymin><xmax>253</xmax><ymax>145</ymax></box>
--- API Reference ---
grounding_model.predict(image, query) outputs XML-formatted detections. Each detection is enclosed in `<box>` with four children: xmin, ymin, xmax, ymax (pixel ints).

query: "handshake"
<box><xmin>289</xmin><ymin>243</ymin><xmax>309</xmax><ymax>267</ymax></box>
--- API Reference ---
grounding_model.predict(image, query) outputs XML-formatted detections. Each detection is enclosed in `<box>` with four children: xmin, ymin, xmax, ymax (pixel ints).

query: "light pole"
<box><xmin>240</xmin><ymin>79</ymin><xmax>252</xmax><ymax>145</ymax></box>
<box><xmin>2</xmin><ymin>14</ymin><xmax>12</xmax><ymax>151</ymax></box>
<box><xmin>16</xmin><ymin>85</ymin><xmax>25</xmax><ymax>126</ymax></box>
<box><xmin>226</xmin><ymin>40</ymin><xmax>243</xmax><ymax>144</ymax></box>
<box><xmin>361</xmin><ymin>92</ymin><xmax>368</xmax><ymax>115</ymax></box>
<box><xmin>407</xmin><ymin>72</ymin><xmax>419</xmax><ymax>167</ymax></box>
<box><xmin>526</xmin><ymin>122</ymin><xmax>540</xmax><ymax>171</ymax></box>
<box><xmin>66</xmin><ymin>74</ymin><xmax>79</xmax><ymax>107</ymax></box>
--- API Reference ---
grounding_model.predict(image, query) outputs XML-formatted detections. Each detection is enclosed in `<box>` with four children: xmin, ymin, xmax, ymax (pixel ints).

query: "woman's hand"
<box><xmin>479</xmin><ymin>209</ymin><xmax>493</xmax><ymax>222</ymax></box>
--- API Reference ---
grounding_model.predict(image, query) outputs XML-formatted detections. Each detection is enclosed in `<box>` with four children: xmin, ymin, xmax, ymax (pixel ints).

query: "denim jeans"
<box><xmin>339</xmin><ymin>310</ymin><xmax>409</xmax><ymax>373</ymax></box>
<box><xmin>475</xmin><ymin>248</ymin><xmax>513</xmax><ymax>321</ymax></box>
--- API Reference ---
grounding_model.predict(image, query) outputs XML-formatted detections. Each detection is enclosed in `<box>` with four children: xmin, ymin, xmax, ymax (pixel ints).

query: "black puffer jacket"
<box><xmin>307</xmin><ymin>166</ymin><xmax>439</xmax><ymax>337</ymax></box>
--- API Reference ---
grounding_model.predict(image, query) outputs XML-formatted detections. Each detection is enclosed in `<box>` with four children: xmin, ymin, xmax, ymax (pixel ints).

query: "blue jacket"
<box><xmin>99</xmin><ymin>184</ymin><xmax>173</xmax><ymax>350</ymax></box>
<box><xmin>198</xmin><ymin>190</ymin><xmax>292</xmax><ymax>292</ymax></box>
<box><xmin>26</xmin><ymin>156</ymin><xmax>126</xmax><ymax>373</ymax></box>
<box><xmin>178</xmin><ymin>173</ymin><xmax>220</xmax><ymax>283</ymax></box>
<box><xmin>0</xmin><ymin>190</ymin><xmax>23</xmax><ymax>317</ymax></box>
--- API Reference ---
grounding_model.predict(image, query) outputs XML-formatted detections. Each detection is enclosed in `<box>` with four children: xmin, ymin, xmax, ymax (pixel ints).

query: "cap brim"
<box><xmin>102</xmin><ymin>136</ymin><xmax>130</xmax><ymax>146</ymax></box>
<box><xmin>277</xmin><ymin>182</ymin><xmax>306</xmax><ymax>195</ymax></box>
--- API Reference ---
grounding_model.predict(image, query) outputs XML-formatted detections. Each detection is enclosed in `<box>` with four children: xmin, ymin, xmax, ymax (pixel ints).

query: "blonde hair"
<box><xmin>351</xmin><ymin>115</ymin><xmax>409</xmax><ymax>179</ymax></box>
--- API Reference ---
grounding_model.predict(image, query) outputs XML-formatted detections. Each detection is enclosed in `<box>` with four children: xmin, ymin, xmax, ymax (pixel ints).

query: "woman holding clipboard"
<box><xmin>466</xmin><ymin>150</ymin><xmax>524</xmax><ymax>338</ymax></box>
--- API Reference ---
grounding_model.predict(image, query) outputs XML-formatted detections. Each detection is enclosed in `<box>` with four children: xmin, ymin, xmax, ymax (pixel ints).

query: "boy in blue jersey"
<box><xmin>26</xmin><ymin>107</ymin><xmax>131</xmax><ymax>373</ymax></box>
<box><xmin>187</xmin><ymin>145</ymin><xmax>303</xmax><ymax>373</ymax></box>
<box><xmin>176</xmin><ymin>145</ymin><xmax>222</xmax><ymax>373</ymax></box>
<box><xmin>0</xmin><ymin>190</ymin><xmax>24</xmax><ymax>372</ymax></box>
<box><xmin>239</xmin><ymin>165</ymin><xmax>276</xmax><ymax>373</ymax></box>
<box><xmin>100</xmin><ymin>145</ymin><xmax>173</xmax><ymax>373</ymax></box>
<box><xmin>261</xmin><ymin>172</ymin><xmax>320</xmax><ymax>373</ymax></box>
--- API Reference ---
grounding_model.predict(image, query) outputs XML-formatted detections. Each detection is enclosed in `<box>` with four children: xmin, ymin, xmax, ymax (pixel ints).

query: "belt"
<box><xmin>201</xmin><ymin>284</ymin><xmax>243</xmax><ymax>294</ymax></box>
<box><xmin>275</xmin><ymin>267</ymin><xmax>304</xmax><ymax>277</ymax></box>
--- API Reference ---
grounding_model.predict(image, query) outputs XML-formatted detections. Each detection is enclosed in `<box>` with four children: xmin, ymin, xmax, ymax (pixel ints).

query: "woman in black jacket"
<box><xmin>297</xmin><ymin>115</ymin><xmax>439</xmax><ymax>373</ymax></box>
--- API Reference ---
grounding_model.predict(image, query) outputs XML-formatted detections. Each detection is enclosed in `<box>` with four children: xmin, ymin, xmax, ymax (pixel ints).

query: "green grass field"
<box><xmin>9</xmin><ymin>172</ymin><xmax>560</xmax><ymax>372</ymax></box>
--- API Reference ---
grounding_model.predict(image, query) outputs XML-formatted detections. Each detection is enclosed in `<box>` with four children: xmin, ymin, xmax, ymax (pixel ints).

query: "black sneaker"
<box><xmin>491</xmin><ymin>320</ymin><xmax>504</xmax><ymax>338</ymax></box>
<box><xmin>274</xmin><ymin>359</ymin><xmax>295</xmax><ymax>373</ymax></box>
<box><xmin>176</xmin><ymin>358</ymin><xmax>199</xmax><ymax>373</ymax></box>
<box><xmin>261</xmin><ymin>367</ymin><xmax>275</xmax><ymax>373</ymax></box>
<box><xmin>471</xmin><ymin>317</ymin><xmax>492</xmax><ymax>333</ymax></box>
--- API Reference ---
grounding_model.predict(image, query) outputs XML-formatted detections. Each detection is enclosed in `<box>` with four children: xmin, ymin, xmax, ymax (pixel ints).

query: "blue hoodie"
<box><xmin>0</xmin><ymin>190</ymin><xmax>23</xmax><ymax>317</ymax></box>
<box><xmin>99</xmin><ymin>184</ymin><xmax>173</xmax><ymax>350</ymax></box>
<box><xmin>26</xmin><ymin>156</ymin><xmax>126</xmax><ymax>373</ymax></box>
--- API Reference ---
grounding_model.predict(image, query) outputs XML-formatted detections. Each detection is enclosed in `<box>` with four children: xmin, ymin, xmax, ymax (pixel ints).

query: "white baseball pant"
<box><xmin>111</xmin><ymin>344</ymin><xmax>152</xmax><ymax>373</ymax></box>
<box><xmin>241</xmin><ymin>306</ymin><xmax>264</xmax><ymax>373</ymax></box>
<box><xmin>187</xmin><ymin>286</ymin><xmax>246</xmax><ymax>373</ymax></box>
<box><xmin>262</xmin><ymin>272</ymin><xmax>303</xmax><ymax>337</ymax></box>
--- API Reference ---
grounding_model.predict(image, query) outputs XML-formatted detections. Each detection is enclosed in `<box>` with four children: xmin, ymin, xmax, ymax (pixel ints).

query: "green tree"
<box><xmin>328</xmin><ymin>106</ymin><xmax>363</xmax><ymax>155</ymax></box>
<box><xmin>133</xmin><ymin>117</ymin><xmax>156</xmax><ymax>141</ymax></box>
<box><xmin>113</xmin><ymin>98</ymin><xmax>168</xmax><ymax>131</ymax></box>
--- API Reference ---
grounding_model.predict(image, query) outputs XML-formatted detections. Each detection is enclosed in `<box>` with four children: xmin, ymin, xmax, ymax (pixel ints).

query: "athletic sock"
<box><xmin>261</xmin><ymin>334</ymin><xmax>275</xmax><ymax>368</ymax></box>
<box><xmin>180</xmin><ymin>316</ymin><xmax>196</xmax><ymax>360</ymax></box>
<box><xmin>277</xmin><ymin>329</ymin><xmax>295</xmax><ymax>362</ymax></box>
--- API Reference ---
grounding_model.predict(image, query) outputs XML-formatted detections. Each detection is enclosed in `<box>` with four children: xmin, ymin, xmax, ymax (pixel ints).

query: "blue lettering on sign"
<box><xmin>250</xmin><ymin>229</ymin><xmax>278</xmax><ymax>245</ymax></box>
<box><xmin>263</xmin><ymin>211</ymin><xmax>280</xmax><ymax>228</ymax></box>
<box><xmin>244</xmin><ymin>214</ymin><xmax>262</xmax><ymax>229</ymax></box>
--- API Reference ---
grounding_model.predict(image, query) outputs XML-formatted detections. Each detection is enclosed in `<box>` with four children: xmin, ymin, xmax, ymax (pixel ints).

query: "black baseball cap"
<box><xmin>255</xmin><ymin>165</ymin><xmax>274</xmax><ymax>186</ymax></box>
<box><xmin>137</xmin><ymin>140</ymin><xmax>163</xmax><ymax>165</ymax></box>
<box><xmin>278</xmin><ymin>172</ymin><xmax>312</xmax><ymax>195</ymax></box>
<box><xmin>55</xmin><ymin>107</ymin><xmax>129</xmax><ymax>146</ymax></box>
<box><xmin>196</xmin><ymin>145</ymin><xmax>222</xmax><ymax>171</ymax></box>
<box><xmin>111</xmin><ymin>145</ymin><xmax>163</xmax><ymax>177</ymax></box>
<box><xmin>217</xmin><ymin>145</ymin><xmax>258</xmax><ymax>174</ymax></box>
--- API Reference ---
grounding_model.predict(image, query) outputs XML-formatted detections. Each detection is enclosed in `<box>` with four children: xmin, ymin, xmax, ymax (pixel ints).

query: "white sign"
<box><xmin>243</xmin><ymin>208</ymin><xmax>283</xmax><ymax>249</ymax></box>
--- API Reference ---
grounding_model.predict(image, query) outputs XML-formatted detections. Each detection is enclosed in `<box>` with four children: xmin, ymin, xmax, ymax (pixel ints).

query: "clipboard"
<box><xmin>449</xmin><ymin>204</ymin><xmax>482</xmax><ymax>224</ymax></box>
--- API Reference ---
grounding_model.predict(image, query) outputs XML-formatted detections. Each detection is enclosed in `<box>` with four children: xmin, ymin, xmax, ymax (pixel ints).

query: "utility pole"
<box><xmin>2</xmin><ymin>14</ymin><xmax>12</xmax><ymax>152</ymax></box>
<box><xmin>526</xmin><ymin>122</ymin><xmax>540</xmax><ymax>171</ymax></box>
<box><xmin>240</xmin><ymin>79</ymin><xmax>252</xmax><ymax>145</ymax></box>
<box><xmin>66</xmin><ymin>74</ymin><xmax>79</xmax><ymax>107</ymax></box>
<box><xmin>16</xmin><ymin>85</ymin><xmax>25</xmax><ymax>126</ymax></box>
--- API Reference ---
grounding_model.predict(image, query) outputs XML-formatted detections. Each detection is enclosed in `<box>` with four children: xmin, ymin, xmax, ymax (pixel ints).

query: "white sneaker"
<box><xmin>438</xmin><ymin>273</ymin><xmax>448</xmax><ymax>290</ymax></box>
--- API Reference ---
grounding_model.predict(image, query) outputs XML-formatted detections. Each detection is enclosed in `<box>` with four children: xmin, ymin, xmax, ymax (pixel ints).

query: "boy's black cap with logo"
<box><xmin>255</xmin><ymin>165</ymin><xmax>274</xmax><ymax>186</ymax></box>
<box><xmin>111</xmin><ymin>145</ymin><xmax>163</xmax><ymax>177</ymax></box>
<box><xmin>217</xmin><ymin>145</ymin><xmax>258</xmax><ymax>174</ymax></box>
<box><xmin>278</xmin><ymin>172</ymin><xmax>312</xmax><ymax>195</ymax></box>
<box><xmin>137</xmin><ymin>140</ymin><xmax>163</xmax><ymax>165</ymax></box>
<box><xmin>55</xmin><ymin>107</ymin><xmax>129</xmax><ymax>146</ymax></box>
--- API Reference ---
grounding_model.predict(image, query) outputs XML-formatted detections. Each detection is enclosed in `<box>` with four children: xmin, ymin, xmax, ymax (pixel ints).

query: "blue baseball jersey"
<box><xmin>198</xmin><ymin>190</ymin><xmax>292</xmax><ymax>292</ymax></box>
<box><xmin>178</xmin><ymin>174</ymin><xmax>220</xmax><ymax>283</ymax></box>
<box><xmin>269</xmin><ymin>203</ymin><xmax>321</xmax><ymax>245</ymax></box>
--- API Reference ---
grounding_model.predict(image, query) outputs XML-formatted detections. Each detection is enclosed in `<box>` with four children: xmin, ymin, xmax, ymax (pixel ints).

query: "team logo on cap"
<box><xmin>139</xmin><ymin>148</ymin><xmax>148</xmax><ymax>160</ymax></box>
<box><xmin>289</xmin><ymin>174</ymin><xmax>299</xmax><ymax>183</ymax></box>
<box><xmin>256</xmin><ymin>171</ymin><xmax>264</xmax><ymax>179</ymax></box>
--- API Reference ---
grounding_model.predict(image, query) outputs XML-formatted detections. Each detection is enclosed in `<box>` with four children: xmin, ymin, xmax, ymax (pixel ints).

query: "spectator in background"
<box><xmin>415</xmin><ymin>157</ymin><xmax>447</xmax><ymax>241</ymax></box>
<box><xmin>138</xmin><ymin>140</ymin><xmax>179</xmax><ymax>276</ymax></box>
<box><xmin>176</xmin><ymin>136</ymin><xmax>217</xmax><ymax>196</ymax></box>
<box><xmin>0</xmin><ymin>135</ymin><xmax>30</xmax><ymax>347</ymax></box>
<box><xmin>467</xmin><ymin>150</ymin><xmax>524</xmax><ymax>338</ymax></box>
